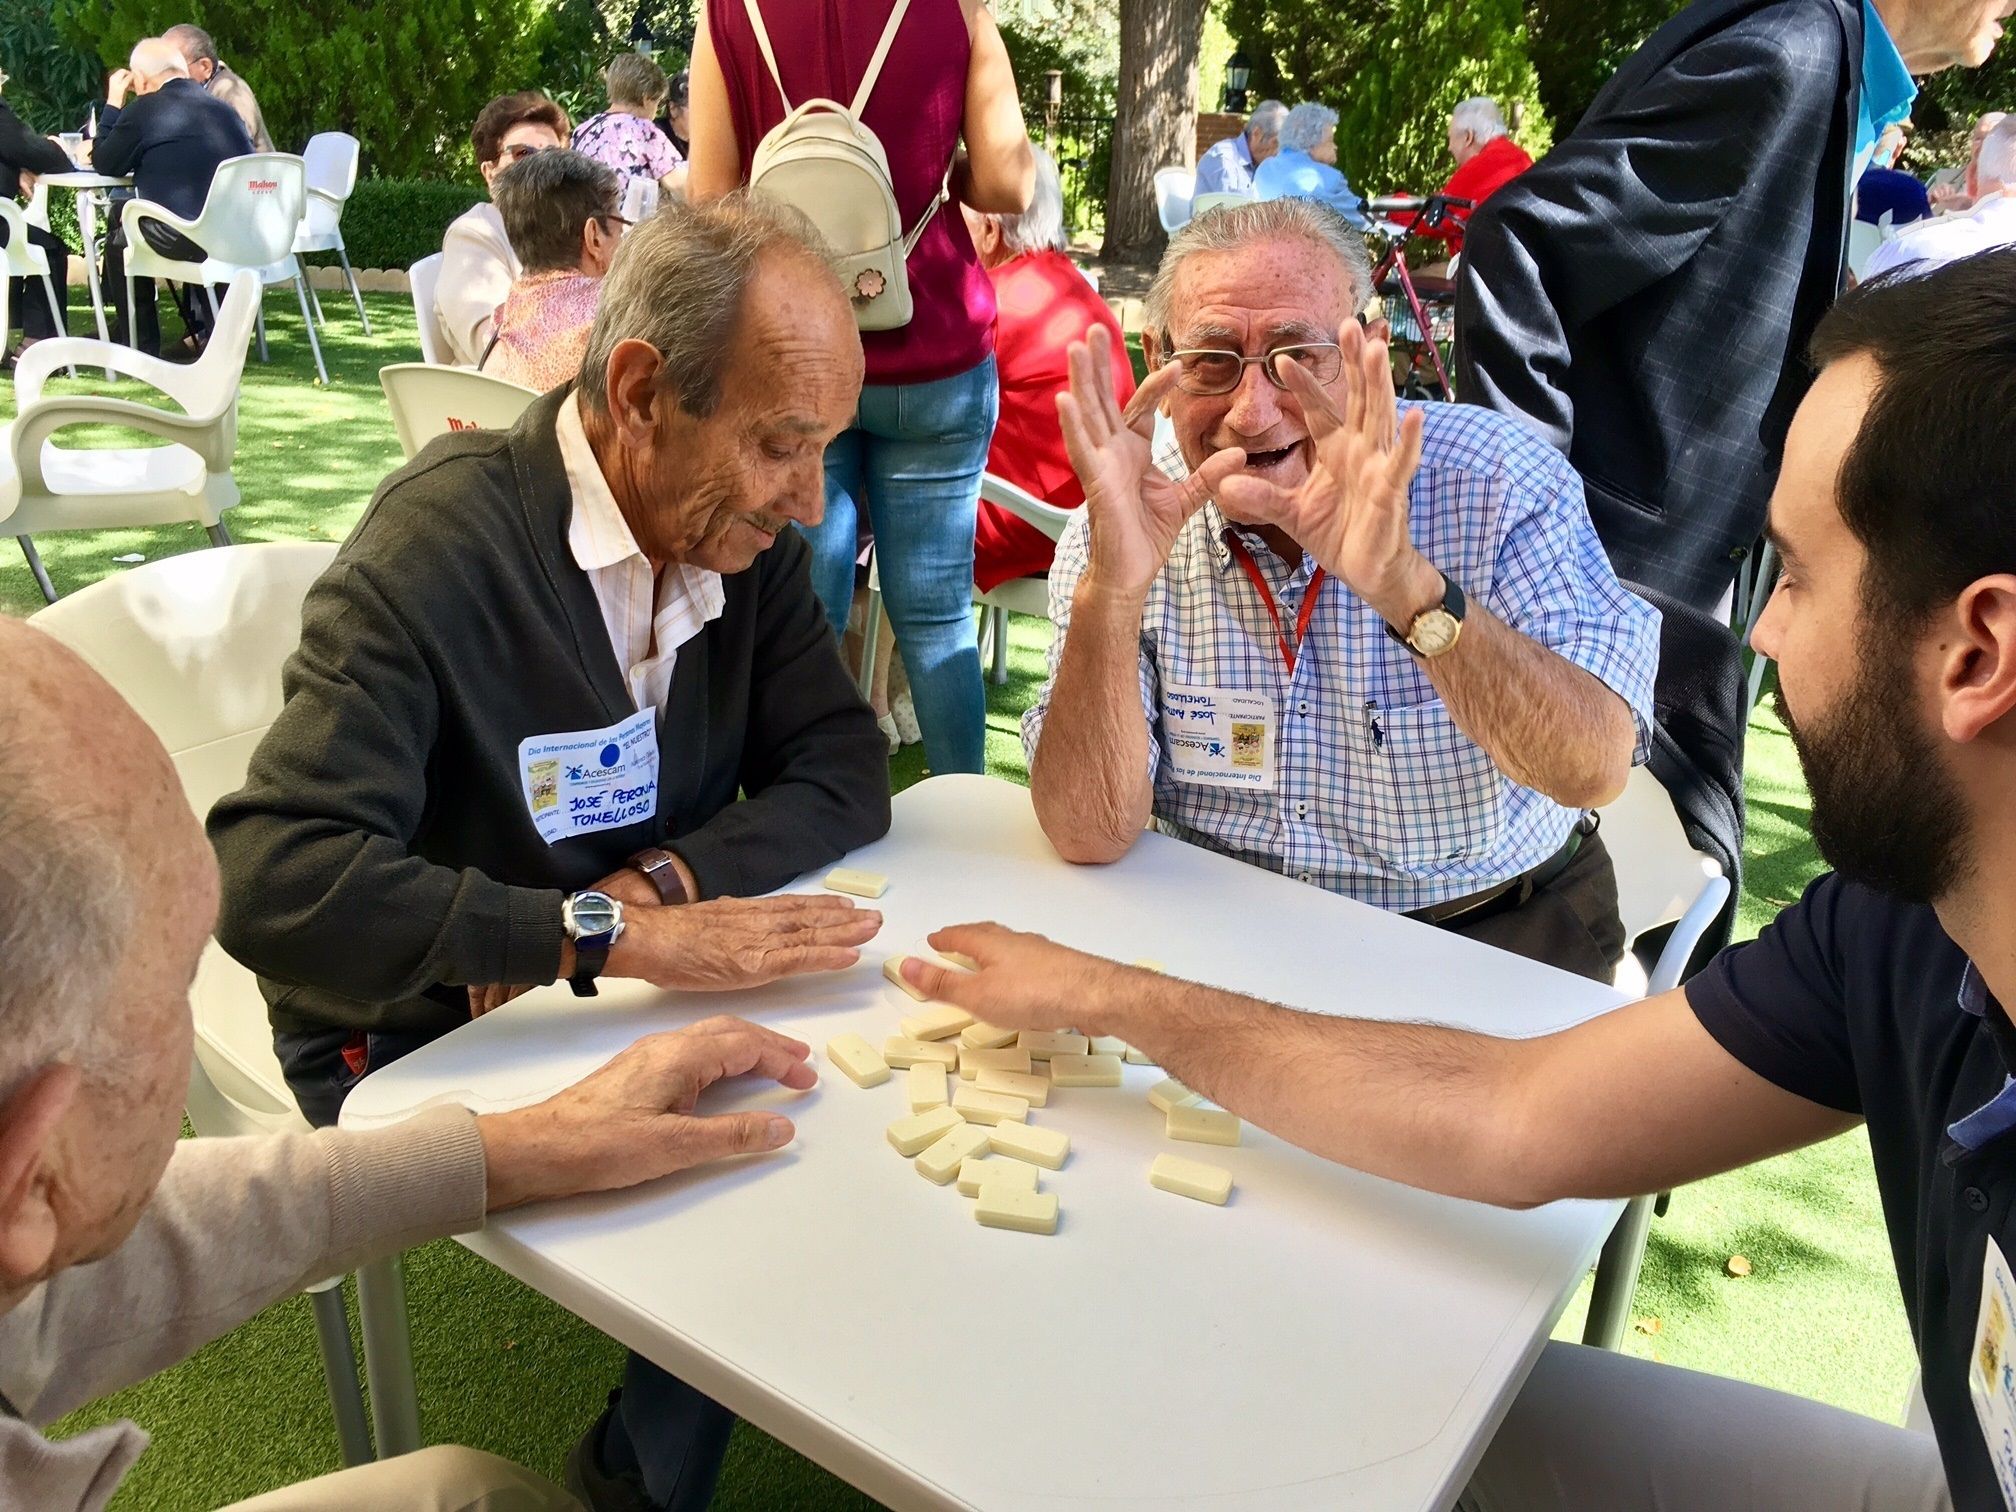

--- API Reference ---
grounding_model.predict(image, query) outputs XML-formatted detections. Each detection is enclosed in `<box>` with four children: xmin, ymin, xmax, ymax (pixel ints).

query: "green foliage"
<box><xmin>1226</xmin><ymin>0</ymin><xmax>1552</xmax><ymax>195</ymax></box>
<box><xmin>995</xmin><ymin>0</ymin><xmax>1118</xmax><ymax>114</ymax></box>
<box><xmin>0</xmin><ymin>5</ymin><xmax>102</xmax><ymax>134</ymax></box>
<box><xmin>52</xmin><ymin>0</ymin><xmax>550</xmax><ymax>180</ymax></box>
<box><xmin>1915</xmin><ymin>45</ymin><xmax>2016</xmax><ymax>138</ymax></box>
<box><xmin>297</xmin><ymin>176</ymin><xmax>485</xmax><ymax>269</ymax></box>
<box><xmin>1526</xmin><ymin>0</ymin><xmax>1682</xmax><ymax>132</ymax></box>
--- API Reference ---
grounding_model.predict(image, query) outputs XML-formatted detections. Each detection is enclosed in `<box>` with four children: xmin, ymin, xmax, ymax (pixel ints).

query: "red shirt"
<box><xmin>1401</xmin><ymin>135</ymin><xmax>1533</xmax><ymax>257</ymax></box>
<box><xmin>972</xmin><ymin>249</ymin><xmax>1135</xmax><ymax>592</ymax></box>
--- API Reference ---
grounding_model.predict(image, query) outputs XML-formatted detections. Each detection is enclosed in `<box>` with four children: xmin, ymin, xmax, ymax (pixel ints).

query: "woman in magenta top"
<box><xmin>687</xmin><ymin>0</ymin><xmax>1033</xmax><ymax>775</ymax></box>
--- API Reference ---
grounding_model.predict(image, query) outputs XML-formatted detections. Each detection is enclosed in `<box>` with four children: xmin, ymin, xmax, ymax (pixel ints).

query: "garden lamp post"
<box><xmin>630</xmin><ymin>7</ymin><xmax>657</xmax><ymax>57</ymax></box>
<box><xmin>1044</xmin><ymin>68</ymin><xmax>1062</xmax><ymax>144</ymax></box>
<box><xmin>1223</xmin><ymin>51</ymin><xmax>1251</xmax><ymax>115</ymax></box>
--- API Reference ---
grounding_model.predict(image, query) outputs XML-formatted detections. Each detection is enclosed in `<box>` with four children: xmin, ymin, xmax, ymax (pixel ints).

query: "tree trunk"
<box><xmin>1100</xmin><ymin>0</ymin><xmax>1207</xmax><ymax>264</ymax></box>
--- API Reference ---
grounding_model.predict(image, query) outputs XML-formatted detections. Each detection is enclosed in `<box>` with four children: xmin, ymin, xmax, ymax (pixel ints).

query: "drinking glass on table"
<box><xmin>58</xmin><ymin>133</ymin><xmax>85</xmax><ymax>167</ymax></box>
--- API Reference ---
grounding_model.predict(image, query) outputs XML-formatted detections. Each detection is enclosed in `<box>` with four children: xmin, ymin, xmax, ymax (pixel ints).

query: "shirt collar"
<box><xmin>559</xmin><ymin>391</ymin><xmax>648</xmax><ymax>573</ymax></box>
<box><xmin>1946</xmin><ymin>962</ymin><xmax>2016</xmax><ymax>1150</ymax></box>
<box><xmin>1856</xmin><ymin>0</ymin><xmax>1917</xmax><ymax>167</ymax></box>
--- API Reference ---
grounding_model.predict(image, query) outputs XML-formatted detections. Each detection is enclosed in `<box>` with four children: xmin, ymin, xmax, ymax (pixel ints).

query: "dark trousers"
<box><xmin>0</xmin><ymin>219</ymin><xmax>71</xmax><ymax>340</ymax></box>
<box><xmin>276</xmin><ymin>1023</ymin><xmax>737</xmax><ymax>1510</ymax></box>
<box><xmin>1445</xmin><ymin>829</ymin><xmax>1625</xmax><ymax>984</ymax></box>
<box><xmin>103</xmin><ymin>216</ymin><xmax>216</xmax><ymax>355</ymax></box>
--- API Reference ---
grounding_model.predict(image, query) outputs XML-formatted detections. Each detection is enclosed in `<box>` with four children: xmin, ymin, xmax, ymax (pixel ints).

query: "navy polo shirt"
<box><xmin>1686</xmin><ymin>872</ymin><xmax>2014</xmax><ymax>1508</ymax></box>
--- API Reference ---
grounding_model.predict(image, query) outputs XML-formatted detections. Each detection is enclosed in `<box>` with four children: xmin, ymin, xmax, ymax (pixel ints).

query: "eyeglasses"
<box><xmin>597</xmin><ymin>213</ymin><xmax>632</xmax><ymax>233</ymax></box>
<box><xmin>499</xmin><ymin>142</ymin><xmax>548</xmax><ymax>164</ymax></box>
<box><xmin>1160</xmin><ymin>340</ymin><xmax>1344</xmax><ymax>396</ymax></box>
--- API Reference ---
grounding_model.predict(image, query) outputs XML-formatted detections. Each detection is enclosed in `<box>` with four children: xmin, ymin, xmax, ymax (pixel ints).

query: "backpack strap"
<box><xmin>901</xmin><ymin>164</ymin><xmax>950</xmax><ymax>255</ymax></box>
<box><xmin>848</xmin><ymin>0</ymin><xmax>916</xmax><ymax>118</ymax></box>
<box><xmin>741</xmin><ymin>0</ymin><xmax>795</xmax><ymax>113</ymax></box>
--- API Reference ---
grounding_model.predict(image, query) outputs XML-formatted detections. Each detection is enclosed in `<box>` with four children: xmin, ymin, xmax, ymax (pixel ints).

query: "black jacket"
<box><xmin>94</xmin><ymin>77</ymin><xmax>253</xmax><ymax>221</ymax></box>
<box><xmin>0</xmin><ymin>102</ymin><xmax>71</xmax><ymax>201</ymax></box>
<box><xmin>209</xmin><ymin>387</ymin><xmax>893</xmax><ymax>1038</ymax></box>
<box><xmin>1456</xmin><ymin>0</ymin><xmax>1859</xmax><ymax>610</ymax></box>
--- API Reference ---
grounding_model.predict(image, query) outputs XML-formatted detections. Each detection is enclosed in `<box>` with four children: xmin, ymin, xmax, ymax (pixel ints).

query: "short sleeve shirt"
<box><xmin>1686</xmin><ymin>874</ymin><xmax>2016</xmax><ymax>1507</ymax></box>
<box><xmin>572</xmin><ymin>111</ymin><xmax>682</xmax><ymax>196</ymax></box>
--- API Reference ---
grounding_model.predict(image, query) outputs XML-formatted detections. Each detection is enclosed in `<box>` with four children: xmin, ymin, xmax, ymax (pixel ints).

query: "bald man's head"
<box><xmin>128</xmin><ymin>37</ymin><xmax>190</xmax><ymax>92</ymax></box>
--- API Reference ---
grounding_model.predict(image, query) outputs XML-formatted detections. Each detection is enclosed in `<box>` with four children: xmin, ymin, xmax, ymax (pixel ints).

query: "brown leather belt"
<box><xmin>1405</xmin><ymin>812</ymin><xmax>1600</xmax><ymax>928</ymax></box>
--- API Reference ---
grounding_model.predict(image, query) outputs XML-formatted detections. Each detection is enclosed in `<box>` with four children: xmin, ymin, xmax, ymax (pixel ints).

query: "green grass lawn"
<box><xmin>7</xmin><ymin>295</ymin><xmax>1916</xmax><ymax>1507</ymax></box>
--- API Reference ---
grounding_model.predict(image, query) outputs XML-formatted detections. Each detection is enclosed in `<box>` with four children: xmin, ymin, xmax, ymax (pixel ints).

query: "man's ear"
<box><xmin>1943</xmin><ymin>575</ymin><xmax>2016</xmax><ymax>744</ymax></box>
<box><xmin>602</xmin><ymin>339</ymin><xmax>673</xmax><ymax>444</ymax></box>
<box><xmin>0</xmin><ymin>1066</ymin><xmax>80</xmax><ymax>1289</ymax></box>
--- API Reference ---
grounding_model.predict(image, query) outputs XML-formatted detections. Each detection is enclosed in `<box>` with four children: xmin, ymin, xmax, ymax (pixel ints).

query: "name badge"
<box><xmin>1972</xmin><ymin>1235</ymin><xmax>2016</xmax><ymax>1510</ymax></box>
<box><xmin>517</xmin><ymin>708</ymin><xmax>659</xmax><ymax>845</ymax></box>
<box><xmin>1160</xmin><ymin>682</ymin><xmax>1275</xmax><ymax>791</ymax></box>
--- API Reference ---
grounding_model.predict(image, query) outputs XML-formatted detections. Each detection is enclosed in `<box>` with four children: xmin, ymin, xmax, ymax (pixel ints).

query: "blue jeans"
<box><xmin>803</xmin><ymin>356</ymin><xmax>999</xmax><ymax>775</ymax></box>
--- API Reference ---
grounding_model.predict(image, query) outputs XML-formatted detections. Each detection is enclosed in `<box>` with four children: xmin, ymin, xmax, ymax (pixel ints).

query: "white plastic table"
<box><xmin>343</xmin><ymin>774</ymin><xmax>1627</xmax><ymax>1511</ymax></box>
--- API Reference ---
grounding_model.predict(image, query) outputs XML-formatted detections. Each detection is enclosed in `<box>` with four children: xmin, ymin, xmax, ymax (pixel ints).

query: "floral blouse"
<box><xmin>482</xmin><ymin>269</ymin><xmax>603</xmax><ymax>392</ymax></box>
<box><xmin>573</xmin><ymin>111</ymin><xmax>683</xmax><ymax>197</ymax></box>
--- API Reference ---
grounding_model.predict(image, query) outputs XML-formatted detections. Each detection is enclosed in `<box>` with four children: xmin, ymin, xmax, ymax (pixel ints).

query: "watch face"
<box><xmin>566</xmin><ymin>891</ymin><xmax>621</xmax><ymax>938</ymax></box>
<box><xmin>1410</xmin><ymin>609</ymin><xmax>1461</xmax><ymax>657</ymax></box>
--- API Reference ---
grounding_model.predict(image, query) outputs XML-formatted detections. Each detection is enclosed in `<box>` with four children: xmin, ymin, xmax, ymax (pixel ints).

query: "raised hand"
<box><xmin>1056</xmin><ymin>326</ymin><xmax>1245</xmax><ymax>598</ymax></box>
<box><xmin>1216</xmin><ymin>324</ymin><xmax>1439</xmax><ymax>628</ymax></box>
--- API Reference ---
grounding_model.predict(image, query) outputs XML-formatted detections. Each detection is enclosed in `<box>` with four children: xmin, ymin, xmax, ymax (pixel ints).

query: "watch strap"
<box><xmin>629</xmin><ymin>846</ymin><xmax>691</xmax><ymax>905</ymax></box>
<box><xmin>568</xmin><ymin>941</ymin><xmax>611</xmax><ymax>997</ymax></box>
<box><xmin>1385</xmin><ymin>571</ymin><xmax>1465</xmax><ymax>648</ymax></box>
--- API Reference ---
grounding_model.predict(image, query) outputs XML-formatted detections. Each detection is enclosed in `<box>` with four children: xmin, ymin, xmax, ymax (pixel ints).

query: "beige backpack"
<box><xmin>742</xmin><ymin>0</ymin><xmax>948</xmax><ymax>330</ymax></box>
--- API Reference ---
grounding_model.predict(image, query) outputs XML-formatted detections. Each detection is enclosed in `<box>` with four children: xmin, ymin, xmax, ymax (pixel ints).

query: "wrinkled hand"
<box><xmin>1057</xmin><ymin>326</ymin><xmax>1244</xmax><ymax>598</ymax></box>
<box><xmin>897</xmin><ymin>922</ymin><xmax>1141</xmax><ymax>1036</ymax></box>
<box><xmin>106</xmin><ymin>69</ymin><xmax>134</xmax><ymax>106</ymax></box>
<box><xmin>618</xmin><ymin>892</ymin><xmax>882</xmax><ymax>991</ymax></box>
<box><xmin>477</xmin><ymin>1016</ymin><xmax>817</xmax><ymax>1209</ymax></box>
<box><xmin>1216</xmin><ymin>323</ymin><xmax>1436</xmax><ymax>627</ymax></box>
<box><xmin>18</xmin><ymin>171</ymin><xmax>37</xmax><ymax>200</ymax></box>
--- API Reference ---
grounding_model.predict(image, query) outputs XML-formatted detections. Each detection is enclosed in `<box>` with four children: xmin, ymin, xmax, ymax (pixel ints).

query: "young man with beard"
<box><xmin>901</xmin><ymin>250</ymin><xmax>2016</xmax><ymax>1508</ymax></box>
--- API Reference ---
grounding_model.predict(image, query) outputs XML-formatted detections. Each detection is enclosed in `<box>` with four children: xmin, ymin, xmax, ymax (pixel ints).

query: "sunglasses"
<box><xmin>499</xmin><ymin>142</ymin><xmax>549</xmax><ymax>164</ymax></box>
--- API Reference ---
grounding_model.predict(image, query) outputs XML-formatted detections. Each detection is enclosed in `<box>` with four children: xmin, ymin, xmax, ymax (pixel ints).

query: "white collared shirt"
<box><xmin>1864</xmin><ymin>191</ymin><xmax>2016</xmax><ymax>280</ymax></box>
<box><xmin>557</xmin><ymin>393</ymin><xmax>725</xmax><ymax>712</ymax></box>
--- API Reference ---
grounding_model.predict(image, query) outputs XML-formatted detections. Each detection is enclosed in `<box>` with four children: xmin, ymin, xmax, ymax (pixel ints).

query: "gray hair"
<box><xmin>494</xmin><ymin>148</ymin><xmax>620</xmax><ymax>273</ymax></box>
<box><xmin>579</xmin><ymin>192</ymin><xmax>839</xmax><ymax>414</ymax></box>
<box><xmin>606</xmin><ymin>51</ymin><xmax>669</xmax><ymax>110</ymax></box>
<box><xmin>1979</xmin><ymin>115</ymin><xmax>2016</xmax><ymax>187</ymax></box>
<box><xmin>1144</xmin><ymin>197</ymin><xmax>1373</xmax><ymax>339</ymax></box>
<box><xmin>994</xmin><ymin>145</ymin><xmax>1067</xmax><ymax>256</ymax></box>
<box><xmin>162</xmin><ymin>23</ymin><xmax>218</xmax><ymax>67</ymax></box>
<box><xmin>1246</xmin><ymin>100</ymin><xmax>1288</xmax><ymax>148</ymax></box>
<box><xmin>0</xmin><ymin>682</ymin><xmax>135</xmax><ymax>1100</ymax></box>
<box><xmin>1451</xmin><ymin>96</ymin><xmax>1508</xmax><ymax>143</ymax></box>
<box><xmin>1279</xmin><ymin>102</ymin><xmax>1337</xmax><ymax>155</ymax></box>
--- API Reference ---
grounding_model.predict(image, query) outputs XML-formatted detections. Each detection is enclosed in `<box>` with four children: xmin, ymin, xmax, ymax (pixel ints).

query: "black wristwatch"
<box><xmin>561</xmin><ymin>890</ymin><xmax>625</xmax><ymax>998</ymax></box>
<box><xmin>1386</xmin><ymin>571</ymin><xmax>1467</xmax><ymax>659</ymax></box>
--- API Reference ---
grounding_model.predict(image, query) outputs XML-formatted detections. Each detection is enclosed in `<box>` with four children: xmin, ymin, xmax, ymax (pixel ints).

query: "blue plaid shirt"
<box><xmin>1023</xmin><ymin>402</ymin><xmax>1661</xmax><ymax>913</ymax></box>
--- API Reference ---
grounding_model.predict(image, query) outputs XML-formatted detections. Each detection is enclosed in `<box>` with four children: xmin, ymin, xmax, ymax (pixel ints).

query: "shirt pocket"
<box><xmin>1360</xmin><ymin>699</ymin><xmax>1504</xmax><ymax>872</ymax></box>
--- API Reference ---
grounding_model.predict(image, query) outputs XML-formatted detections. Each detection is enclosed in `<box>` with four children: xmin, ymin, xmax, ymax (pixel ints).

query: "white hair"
<box><xmin>1246</xmin><ymin>100</ymin><xmax>1288</xmax><ymax>148</ymax></box>
<box><xmin>128</xmin><ymin>37</ymin><xmax>189</xmax><ymax>79</ymax></box>
<box><xmin>580</xmin><ymin>191</ymin><xmax>839</xmax><ymax>414</ymax></box>
<box><xmin>1450</xmin><ymin>97</ymin><xmax>1508</xmax><ymax>142</ymax></box>
<box><xmin>996</xmin><ymin>145</ymin><xmax>1067</xmax><ymax>257</ymax></box>
<box><xmin>1279</xmin><ymin>102</ymin><xmax>1338</xmax><ymax>155</ymax></box>
<box><xmin>1979</xmin><ymin>116</ymin><xmax>2016</xmax><ymax>188</ymax></box>
<box><xmin>1144</xmin><ymin>197</ymin><xmax>1372</xmax><ymax>339</ymax></box>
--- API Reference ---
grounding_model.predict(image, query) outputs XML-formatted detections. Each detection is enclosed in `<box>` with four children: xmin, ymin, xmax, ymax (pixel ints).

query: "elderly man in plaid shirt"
<box><xmin>1023</xmin><ymin>198</ymin><xmax>1660</xmax><ymax>981</ymax></box>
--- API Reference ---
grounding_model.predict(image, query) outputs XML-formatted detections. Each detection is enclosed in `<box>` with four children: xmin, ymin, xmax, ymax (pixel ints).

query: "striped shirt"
<box><xmin>1023</xmin><ymin>401</ymin><xmax>1661</xmax><ymax>913</ymax></box>
<box><xmin>558</xmin><ymin>393</ymin><xmax>725</xmax><ymax>713</ymax></box>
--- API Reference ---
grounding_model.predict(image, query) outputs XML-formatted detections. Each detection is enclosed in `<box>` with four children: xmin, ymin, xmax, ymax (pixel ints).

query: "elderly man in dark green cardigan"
<box><xmin>209</xmin><ymin>194</ymin><xmax>891</xmax><ymax>1512</ymax></box>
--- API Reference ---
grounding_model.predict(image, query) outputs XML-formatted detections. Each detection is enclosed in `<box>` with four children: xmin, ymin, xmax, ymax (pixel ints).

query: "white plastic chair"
<box><xmin>293</xmin><ymin>132</ymin><xmax>371</xmax><ymax>334</ymax></box>
<box><xmin>1</xmin><ymin>269</ymin><xmax>260</xmax><ymax>603</ymax></box>
<box><xmin>0</xmin><ymin>197</ymin><xmax>74</xmax><ymax>376</ymax></box>
<box><xmin>1190</xmin><ymin>190</ymin><xmax>1252</xmax><ymax>218</ymax></box>
<box><xmin>407</xmin><ymin>252</ymin><xmax>449</xmax><ymax>364</ymax></box>
<box><xmin>379</xmin><ymin>362</ymin><xmax>539</xmax><ymax>460</ymax></box>
<box><xmin>1580</xmin><ymin>766</ymin><xmax>1733</xmax><ymax>1351</ymax></box>
<box><xmin>974</xmin><ymin>474</ymin><xmax>1073</xmax><ymax>686</ymax></box>
<box><xmin>1153</xmin><ymin>167</ymin><xmax>1196</xmax><ymax>234</ymax></box>
<box><xmin>26</xmin><ymin>542</ymin><xmax>414</xmax><ymax>1469</ymax></box>
<box><xmin>121</xmin><ymin>152</ymin><xmax>329</xmax><ymax>385</ymax></box>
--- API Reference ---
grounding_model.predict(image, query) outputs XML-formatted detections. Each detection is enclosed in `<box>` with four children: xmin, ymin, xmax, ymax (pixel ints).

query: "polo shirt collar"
<box><xmin>559</xmin><ymin>393</ymin><xmax>648</xmax><ymax>573</ymax></box>
<box><xmin>1946</xmin><ymin>962</ymin><xmax>2016</xmax><ymax>1150</ymax></box>
<box><xmin>1154</xmin><ymin>433</ymin><xmax>1311</xmax><ymax>579</ymax></box>
<box><xmin>1856</xmin><ymin>0</ymin><xmax>1917</xmax><ymax>170</ymax></box>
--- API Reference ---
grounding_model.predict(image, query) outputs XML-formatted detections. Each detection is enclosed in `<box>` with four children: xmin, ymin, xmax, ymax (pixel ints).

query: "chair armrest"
<box><xmin>979</xmin><ymin>473</ymin><xmax>1076</xmax><ymax>542</ymax></box>
<box><xmin>306</xmin><ymin>186</ymin><xmax>346</xmax><ymax>210</ymax></box>
<box><xmin>1644</xmin><ymin>867</ymin><xmax>1731</xmax><ymax>996</ymax></box>
<box><xmin>14</xmin><ymin>338</ymin><xmax>203</xmax><ymax>413</ymax></box>
<box><xmin>15</xmin><ymin>396</ymin><xmax>236</xmax><ymax>475</ymax></box>
<box><xmin>120</xmin><ymin>194</ymin><xmax>202</xmax><ymax>243</ymax></box>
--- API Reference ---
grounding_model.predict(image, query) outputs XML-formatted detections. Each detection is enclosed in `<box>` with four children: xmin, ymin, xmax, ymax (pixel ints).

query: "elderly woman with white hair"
<box><xmin>960</xmin><ymin>146</ymin><xmax>1136</xmax><ymax>591</ymax></box>
<box><xmin>1385</xmin><ymin>95</ymin><xmax>1534</xmax><ymax>268</ymax></box>
<box><xmin>1252</xmin><ymin>101</ymin><xmax>1367</xmax><ymax>227</ymax></box>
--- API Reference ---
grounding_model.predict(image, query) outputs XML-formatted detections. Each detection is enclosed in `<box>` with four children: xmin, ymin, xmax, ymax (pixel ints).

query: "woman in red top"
<box><xmin>962</xmin><ymin>147</ymin><xmax>1136</xmax><ymax>592</ymax></box>
<box><xmin>687</xmin><ymin>0</ymin><xmax>1033</xmax><ymax>775</ymax></box>
<box><xmin>1391</xmin><ymin>96</ymin><xmax>1534</xmax><ymax>266</ymax></box>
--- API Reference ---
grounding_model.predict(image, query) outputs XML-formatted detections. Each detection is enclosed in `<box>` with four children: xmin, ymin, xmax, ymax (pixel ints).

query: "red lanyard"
<box><xmin>1223</xmin><ymin>535</ymin><xmax>1327</xmax><ymax>675</ymax></box>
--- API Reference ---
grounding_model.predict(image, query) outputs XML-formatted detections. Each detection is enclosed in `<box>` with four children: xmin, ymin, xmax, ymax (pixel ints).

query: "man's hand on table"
<box><xmin>476</xmin><ymin>1016</ymin><xmax>817</xmax><ymax>1209</ymax></box>
<box><xmin>899</xmin><ymin>923</ymin><xmax>1157</xmax><ymax>1040</ymax></box>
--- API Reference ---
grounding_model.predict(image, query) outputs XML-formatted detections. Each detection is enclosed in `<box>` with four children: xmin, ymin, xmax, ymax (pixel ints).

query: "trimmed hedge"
<box><xmin>299</xmin><ymin>178</ymin><xmax>487</xmax><ymax>272</ymax></box>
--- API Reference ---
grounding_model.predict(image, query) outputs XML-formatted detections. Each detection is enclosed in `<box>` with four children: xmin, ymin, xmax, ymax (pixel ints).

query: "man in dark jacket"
<box><xmin>0</xmin><ymin>83</ymin><xmax>75</xmax><ymax>351</ymax></box>
<box><xmin>210</xmin><ymin>194</ymin><xmax>890</xmax><ymax>1512</ymax></box>
<box><xmin>1456</xmin><ymin>0</ymin><xmax>2011</xmax><ymax>613</ymax></box>
<box><xmin>93</xmin><ymin>36</ymin><xmax>252</xmax><ymax>354</ymax></box>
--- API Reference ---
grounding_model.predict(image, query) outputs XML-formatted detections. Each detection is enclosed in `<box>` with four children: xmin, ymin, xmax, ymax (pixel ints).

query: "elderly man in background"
<box><xmin>439</xmin><ymin>90</ymin><xmax>571</xmax><ymax>366</ymax></box>
<box><xmin>1866</xmin><ymin>115</ymin><xmax>2016</xmax><ymax>275</ymax></box>
<box><xmin>164</xmin><ymin>22</ymin><xmax>272</xmax><ymax>151</ymax></box>
<box><xmin>1252</xmin><ymin>102</ymin><xmax>1368</xmax><ymax>227</ymax></box>
<box><xmin>962</xmin><ymin>146</ymin><xmax>1135</xmax><ymax>592</ymax></box>
<box><xmin>1389</xmin><ymin>97</ymin><xmax>1533</xmax><ymax>265</ymax></box>
<box><xmin>1931</xmin><ymin>108</ymin><xmax>2007</xmax><ymax>211</ymax></box>
<box><xmin>483</xmin><ymin>148</ymin><xmax>624</xmax><ymax>390</ymax></box>
<box><xmin>1025</xmin><ymin>199</ymin><xmax>1659</xmax><ymax>982</ymax></box>
<box><xmin>95</xmin><ymin>35</ymin><xmax>253</xmax><ymax>356</ymax></box>
<box><xmin>0</xmin><ymin>618</ymin><xmax>827</xmax><ymax>1512</ymax></box>
<box><xmin>209</xmin><ymin>195</ymin><xmax>889</xmax><ymax>1512</ymax></box>
<box><xmin>1194</xmin><ymin>99</ymin><xmax>1286</xmax><ymax>198</ymax></box>
<box><xmin>0</xmin><ymin>71</ymin><xmax>76</xmax><ymax>358</ymax></box>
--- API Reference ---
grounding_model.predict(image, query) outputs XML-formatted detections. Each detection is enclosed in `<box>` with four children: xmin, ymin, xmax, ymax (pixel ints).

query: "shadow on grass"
<box><xmin>1641</xmin><ymin>1218</ymin><xmax>1854</xmax><ymax>1315</ymax></box>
